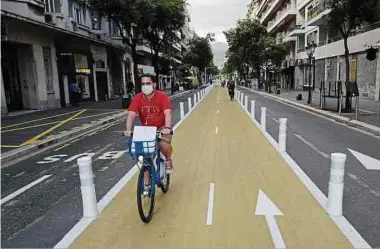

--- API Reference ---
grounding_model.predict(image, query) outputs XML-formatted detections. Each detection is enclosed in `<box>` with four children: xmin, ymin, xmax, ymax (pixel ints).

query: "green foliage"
<box><xmin>223</xmin><ymin>18</ymin><xmax>286</xmax><ymax>81</ymax></box>
<box><xmin>184</xmin><ymin>33</ymin><xmax>214</xmax><ymax>73</ymax></box>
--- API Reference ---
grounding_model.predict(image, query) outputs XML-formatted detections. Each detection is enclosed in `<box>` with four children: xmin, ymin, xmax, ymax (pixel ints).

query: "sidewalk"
<box><xmin>66</xmin><ymin>87</ymin><xmax>353</xmax><ymax>248</ymax></box>
<box><xmin>279</xmin><ymin>90</ymin><xmax>380</xmax><ymax>127</ymax></box>
<box><xmin>243</xmin><ymin>87</ymin><xmax>380</xmax><ymax>136</ymax></box>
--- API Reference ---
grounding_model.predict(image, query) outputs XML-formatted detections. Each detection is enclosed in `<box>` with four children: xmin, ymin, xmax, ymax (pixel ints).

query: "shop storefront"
<box><xmin>56</xmin><ymin>50</ymin><xmax>95</xmax><ymax>107</ymax></box>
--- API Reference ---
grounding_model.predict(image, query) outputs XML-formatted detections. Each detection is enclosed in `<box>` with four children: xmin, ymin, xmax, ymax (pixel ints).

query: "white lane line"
<box><xmin>1</xmin><ymin>175</ymin><xmax>52</xmax><ymax>205</ymax></box>
<box><xmin>272</xmin><ymin>117</ymin><xmax>279</xmax><ymax>123</ymax></box>
<box><xmin>206</xmin><ymin>183</ymin><xmax>215</xmax><ymax>225</ymax></box>
<box><xmin>347</xmin><ymin>173</ymin><xmax>380</xmax><ymax>197</ymax></box>
<box><xmin>215</xmin><ymin>127</ymin><xmax>219</xmax><ymax>135</ymax></box>
<box><xmin>294</xmin><ymin>134</ymin><xmax>330</xmax><ymax>159</ymax></box>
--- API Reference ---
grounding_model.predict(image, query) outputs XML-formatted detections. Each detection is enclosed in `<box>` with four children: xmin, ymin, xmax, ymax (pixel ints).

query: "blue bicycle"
<box><xmin>126</xmin><ymin>127</ymin><xmax>172</xmax><ymax>223</ymax></box>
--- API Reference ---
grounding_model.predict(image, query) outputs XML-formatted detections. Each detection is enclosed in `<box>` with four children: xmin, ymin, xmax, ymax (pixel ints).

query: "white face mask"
<box><xmin>142</xmin><ymin>84</ymin><xmax>154</xmax><ymax>95</ymax></box>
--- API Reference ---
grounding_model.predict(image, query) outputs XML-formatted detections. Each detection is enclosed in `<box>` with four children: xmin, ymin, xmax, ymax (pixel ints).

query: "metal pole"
<box><xmin>77</xmin><ymin>157</ymin><xmax>99</xmax><ymax>218</ymax></box>
<box><xmin>278</xmin><ymin>118</ymin><xmax>287</xmax><ymax>152</ymax></box>
<box><xmin>327</xmin><ymin>153</ymin><xmax>347</xmax><ymax>216</ymax></box>
<box><xmin>355</xmin><ymin>96</ymin><xmax>359</xmax><ymax>120</ymax></box>
<box><xmin>308</xmin><ymin>56</ymin><xmax>312</xmax><ymax>104</ymax></box>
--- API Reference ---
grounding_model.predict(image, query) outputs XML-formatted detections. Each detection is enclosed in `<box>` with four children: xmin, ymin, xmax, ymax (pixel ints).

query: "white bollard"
<box><xmin>244</xmin><ymin>96</ymin><xmax>248</xmax><ymax>110</ymax></box>
<box><xmin>198</xmin><ymin>92</ymin><xmax>201</xmax><ymax>102</ymax></box>
<box><xmin>261</xmin><ymin>107</ymin><xmax>266</xmax><ymax>131</ymax></box>
<box><xmin>77</xmin><ymin>156</ymin><xmax>99</xmax><ymax>218</ymax></box>
<box><xmin>180</xmin><ymin>102</ymin><xmax>185</xmax><ymax>120</ymax></box>
<box><xmin>327</xmin><ymin>153</ymin><xmax>347</xmax><ymax>216</ymax></box>
<box><xmin>251</xmin><ymin>100</ymin><xmax>255</xmax><ymax>119</ymax></box>
<box><xmin>193</xmin><ymin>93</ymin><xmax>197</xmax><ymax>105</ymax></box>
<box><xmin>188</xmin><ymin>97</ymin><xmax>192</xmax><ymax>111</ymax></box>
<box><xmin>241</xmin><ymin>93</ymin><xmax>244</xmax><ymax>105</ymax></box>
<box><xmin>278</xmin><ymin>118</ymin><xmax>287</xmax><ymax>152</ymax></box>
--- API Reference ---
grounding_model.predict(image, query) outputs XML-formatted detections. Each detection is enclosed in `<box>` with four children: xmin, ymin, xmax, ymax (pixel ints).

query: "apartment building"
<box><xmin>249</xmin><ymin>0</ymin><xmax>380</xmax><ymax>101</ymax></box>
<box><xmin>135</xmin><ymin>11</ymin><xmax>191</xmax><ymax>90</ymax></box>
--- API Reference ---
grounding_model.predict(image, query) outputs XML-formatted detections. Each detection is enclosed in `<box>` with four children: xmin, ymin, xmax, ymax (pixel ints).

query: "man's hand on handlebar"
<box><xmin>124</xmin><ymin>130</ymin><xmax>133</xmax><ymax>138</ymax></box>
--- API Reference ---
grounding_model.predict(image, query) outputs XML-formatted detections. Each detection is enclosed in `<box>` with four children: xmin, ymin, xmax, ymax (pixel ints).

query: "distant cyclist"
<box><xmin>227</xmin><ymin>78</ymin><xmax>235</xmax><ymax>100</ymax></box>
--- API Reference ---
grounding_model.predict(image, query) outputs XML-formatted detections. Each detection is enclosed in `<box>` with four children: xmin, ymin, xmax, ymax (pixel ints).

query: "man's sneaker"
<box><xmin>166</xmin><ymin>159</ymin><xmax>174</xmax><ymax>174</ymax></box>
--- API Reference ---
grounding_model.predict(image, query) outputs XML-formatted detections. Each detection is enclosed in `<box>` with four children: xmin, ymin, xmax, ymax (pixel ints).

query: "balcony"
<box><xmin>297</xmin><ymin>0</ymin><xmax>312</xmax><ymax>11</ymax></box>
<box><xmin>260</xmin><ymin>0</ymin><xmax>288</xmax><ymax>24</ymax></box>
<box><xmin>306</xmin><ymin>1</ymin><xmax>330</xmax><ymax>26</ymax></box>
<box><xmin>267</xmin><ymin>4</ymin><xmax>297</xmax><ymax>34</ymax></box>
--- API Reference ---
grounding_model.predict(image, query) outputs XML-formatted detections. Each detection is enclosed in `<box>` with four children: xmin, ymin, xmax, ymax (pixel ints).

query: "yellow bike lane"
<box><xmin>70</xmin><ymin>87</ymin><xmax>353</xmax><ymax>248</ymax></box>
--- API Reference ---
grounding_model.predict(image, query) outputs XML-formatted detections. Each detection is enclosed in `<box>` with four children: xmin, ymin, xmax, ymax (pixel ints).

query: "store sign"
<box><xmin>76</xmin><ymin>68</ymin><xmax>91</xmax><ymax>74</ymax></box>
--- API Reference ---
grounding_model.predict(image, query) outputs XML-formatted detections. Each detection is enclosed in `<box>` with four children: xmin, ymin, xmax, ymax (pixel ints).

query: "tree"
<box><xmin>89</xmin><ymin>0</ymin><xmax>146</xmax><ymax>93</ymax></box>
<box><xmin>224</xmin><ymin>19</ymin><xmax>269</xmax><ymax>86</ymax></box>
<box><xmin>184</xmin><ymin>33</ymin><xmax>214</xmax><ymax>82</ymax></box>
<box><xmin>141</xmin><ymin>0</ymin><xmax>187</xmax><ymax>88</ymax></box>
<box><xmin>326</xmin><ymin>0</ymin><xmax>379</xmax><ymax>110</ymax></box>
<box><xmin>207</xmin><ymin>63</ymin><xmax>219</xmax><ymax>76</ymax></box>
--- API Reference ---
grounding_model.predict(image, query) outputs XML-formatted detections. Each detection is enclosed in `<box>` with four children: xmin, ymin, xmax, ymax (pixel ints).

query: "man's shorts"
<box><xmin>158</xmin><ymin>127</ymin><xmax>173</xmax><ymax>144</ymax></box>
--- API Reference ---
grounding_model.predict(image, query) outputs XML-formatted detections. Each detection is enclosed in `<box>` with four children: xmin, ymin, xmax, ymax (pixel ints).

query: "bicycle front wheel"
<box><xmin>137</xmin><ymin>166</ymin><xmax>155</xmax><ymax>223</ymax></box>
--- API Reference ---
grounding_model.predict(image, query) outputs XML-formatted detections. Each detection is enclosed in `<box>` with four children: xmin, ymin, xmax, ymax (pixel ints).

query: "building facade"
<box><xmin>248</xmin><ymin>0</ymin><xmax>380</xmax><ymax>101</ymax></box>
<box><xmin>2</xmin><ymin>0</ymin><xmax>132</xmax><ymax>114</ymax></box>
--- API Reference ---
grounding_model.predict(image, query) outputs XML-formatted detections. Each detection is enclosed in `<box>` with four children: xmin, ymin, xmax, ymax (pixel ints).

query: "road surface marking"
<box><xmin>347</xmin><ymin>173</ymin><xmax>380</xmax><ymax>197</ymax></box>
<box><xmin>206</xmin><ymin>183</ymin><xmax>215</xmax><ymax>226</ymax></box>
<box><xmin>217</xmin><ymin>110</ymin><xmax>219</xmax><ymax>114</ymax></box>
<box><xmin>255</xmin><ymin>189</ymin><xmax>286</xmax><ymax>248</ymax></box>
<box><xmin>1</xmin><ymin>121</ymin><xmax>61</xmax><ymax>133</ymax></box>
<box><xmin>1</xmin><ymin>110</ymin><xmax>79</xmax><ymax>129</ymax></box>
<box><xmin>272</xmin><ymin>117</ymin><xmax>279</xmax><ymax>123</ymax></box>
<box><xmin>215</xmin><ymin>127</ymin><xmax>218</xmax><ymax>135</ymax></box>
<box><xmin>21</xmin><ymin>109</ymin><xmax>87</xmax><ymax>146</ymax></box>
<box><xmin>0</xmin><ymin>144</ymin><xmax>21</xmax><ymax>148</ymax></box>
<box><xmin>99</xmin><ymin>166</ymin><xmax>109</xmax><ymax>172</ymax></box>
<box><xmin>53</xmin><ymin>143</ymin><xmax>71</xmax><ymax>152</ymax></box>
<box><xmin>1</xmin><ymin>175</ymin><xmax>52</xmax><ymax>205</ymax></box>
<box><xmin>348</xmin><ymin>148</ymin><xmax>380</xmax><ymax>170</ymax></box>
<box><xmin>294</xmin><ymin>134</ymin><xmax>330</xmax><ymax>159</ymax></box>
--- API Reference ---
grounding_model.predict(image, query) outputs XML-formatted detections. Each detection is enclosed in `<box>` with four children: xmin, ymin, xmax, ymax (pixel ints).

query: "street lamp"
<box><xmin>306</xmin><ymin>41</ymin><xmax>317</xmax><ymax>104</ymax></box>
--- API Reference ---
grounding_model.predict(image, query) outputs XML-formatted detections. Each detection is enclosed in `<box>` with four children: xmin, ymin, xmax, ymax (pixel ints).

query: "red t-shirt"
<box><xmin>128</xmin><ymin>91</ymin><xmax>172</xmax><ymax>128</ymax></box>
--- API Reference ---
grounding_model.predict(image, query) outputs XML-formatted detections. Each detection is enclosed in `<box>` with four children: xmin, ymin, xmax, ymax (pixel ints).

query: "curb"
<box><xmin>240</xmin><ymin>87</ymin><xmax>380</xmax><ymax>136</ymax></box>
<box><xmin>0</xmin><ymin>90</ymin><xmax>194</xmax><ymax>167</ymax></box>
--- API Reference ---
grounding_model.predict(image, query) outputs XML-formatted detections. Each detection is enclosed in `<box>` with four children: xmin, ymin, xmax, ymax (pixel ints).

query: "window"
<box><xmin>68</xmin><ymin>0</ymin><xmax>73</xmax><ymax>17</ymax></box>
<box><xmin>75</xmin><ymin>8</ymin><xmax>82</xmax><ymax>24</ymax></box>
<box><xmin>43</xmin><ymin>47</ymin><xmax>54</xmax><ymax>93</ymax></box>
<box><xmin>92</xmin><ymin>12</ymin><xmax>101</xmax><ymax>30</ymax></box>
<box><xmin>82</xmin><ymin>6</ymin><xmax>86</xmax><ymax>25</ymax></box>
<box><xmin>109</xmin><ymin>20</ymin><xmax>119</xmax><ymax>36</ymax></box>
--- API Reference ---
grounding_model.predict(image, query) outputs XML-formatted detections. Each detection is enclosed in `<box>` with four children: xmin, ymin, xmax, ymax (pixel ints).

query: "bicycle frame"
<box><xmin>128</xmin><ymin>135</ymin><xmax>166</xmax><ymax>193</ymax></box>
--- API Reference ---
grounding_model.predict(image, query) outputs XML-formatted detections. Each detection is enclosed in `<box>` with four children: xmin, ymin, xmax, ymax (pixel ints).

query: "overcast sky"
<box><xmin>187</xmin><ymin>0</ymin><xmax>250</xmax><ymax>44</ymax></box>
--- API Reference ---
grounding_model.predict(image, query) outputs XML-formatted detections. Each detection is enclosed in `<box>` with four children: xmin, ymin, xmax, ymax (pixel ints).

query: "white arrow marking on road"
<box><xmin>255</xmin><ymin>189</ymin><xmax>286</xmax><ymax>248</ymax></box>
<box><xmin>348</xmin><ymin>149</ymin><xmax>380</xmax><ymax>170</ymax></box>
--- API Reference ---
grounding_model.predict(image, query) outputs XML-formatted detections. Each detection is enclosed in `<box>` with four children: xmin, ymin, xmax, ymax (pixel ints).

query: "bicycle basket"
<box><xmin>128</xmin><ymin>139</ymin><xmax>157</xmax><ymax>158</ymax></box>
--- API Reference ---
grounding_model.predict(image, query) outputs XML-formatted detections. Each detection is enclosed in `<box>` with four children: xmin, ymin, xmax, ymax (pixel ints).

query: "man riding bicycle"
<box><xmin>124</xmin><ymin>74</ymin><xmax>174</xmax><ymax>175</ymax></box>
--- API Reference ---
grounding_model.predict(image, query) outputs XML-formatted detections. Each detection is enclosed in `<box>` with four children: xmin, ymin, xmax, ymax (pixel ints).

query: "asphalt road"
<box><xmin>0</xmin><ymin>90</ymin><xmax>199</xmax><ymax>248</ymax></box>
<box><xmin>237</xmin><ymin>86</ymin><xmax>380</xmax><ymax>248</ymax></box>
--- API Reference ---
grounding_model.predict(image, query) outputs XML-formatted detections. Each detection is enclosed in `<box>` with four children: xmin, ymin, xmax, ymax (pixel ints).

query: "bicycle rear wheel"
<box><xmin>137</xmin><ymin>166</ymin><xmax>155</xmax><ymax>223</ymax></box>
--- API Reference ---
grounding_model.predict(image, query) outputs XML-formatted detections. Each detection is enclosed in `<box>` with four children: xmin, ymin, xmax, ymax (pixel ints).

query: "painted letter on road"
<box><xmin>98</xmin><ymin>151</ymin><xmax>126</xmax><ymax>160</ymax></box>
<box><xmin>64</xmin><ymin>153</ymin><xmax>95</xmax><ymax>163</ymax></box>
<box><xmin>37</xmin><ymin>155</ymin><xmax>67</xmax><ymax>164</ymax></box>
